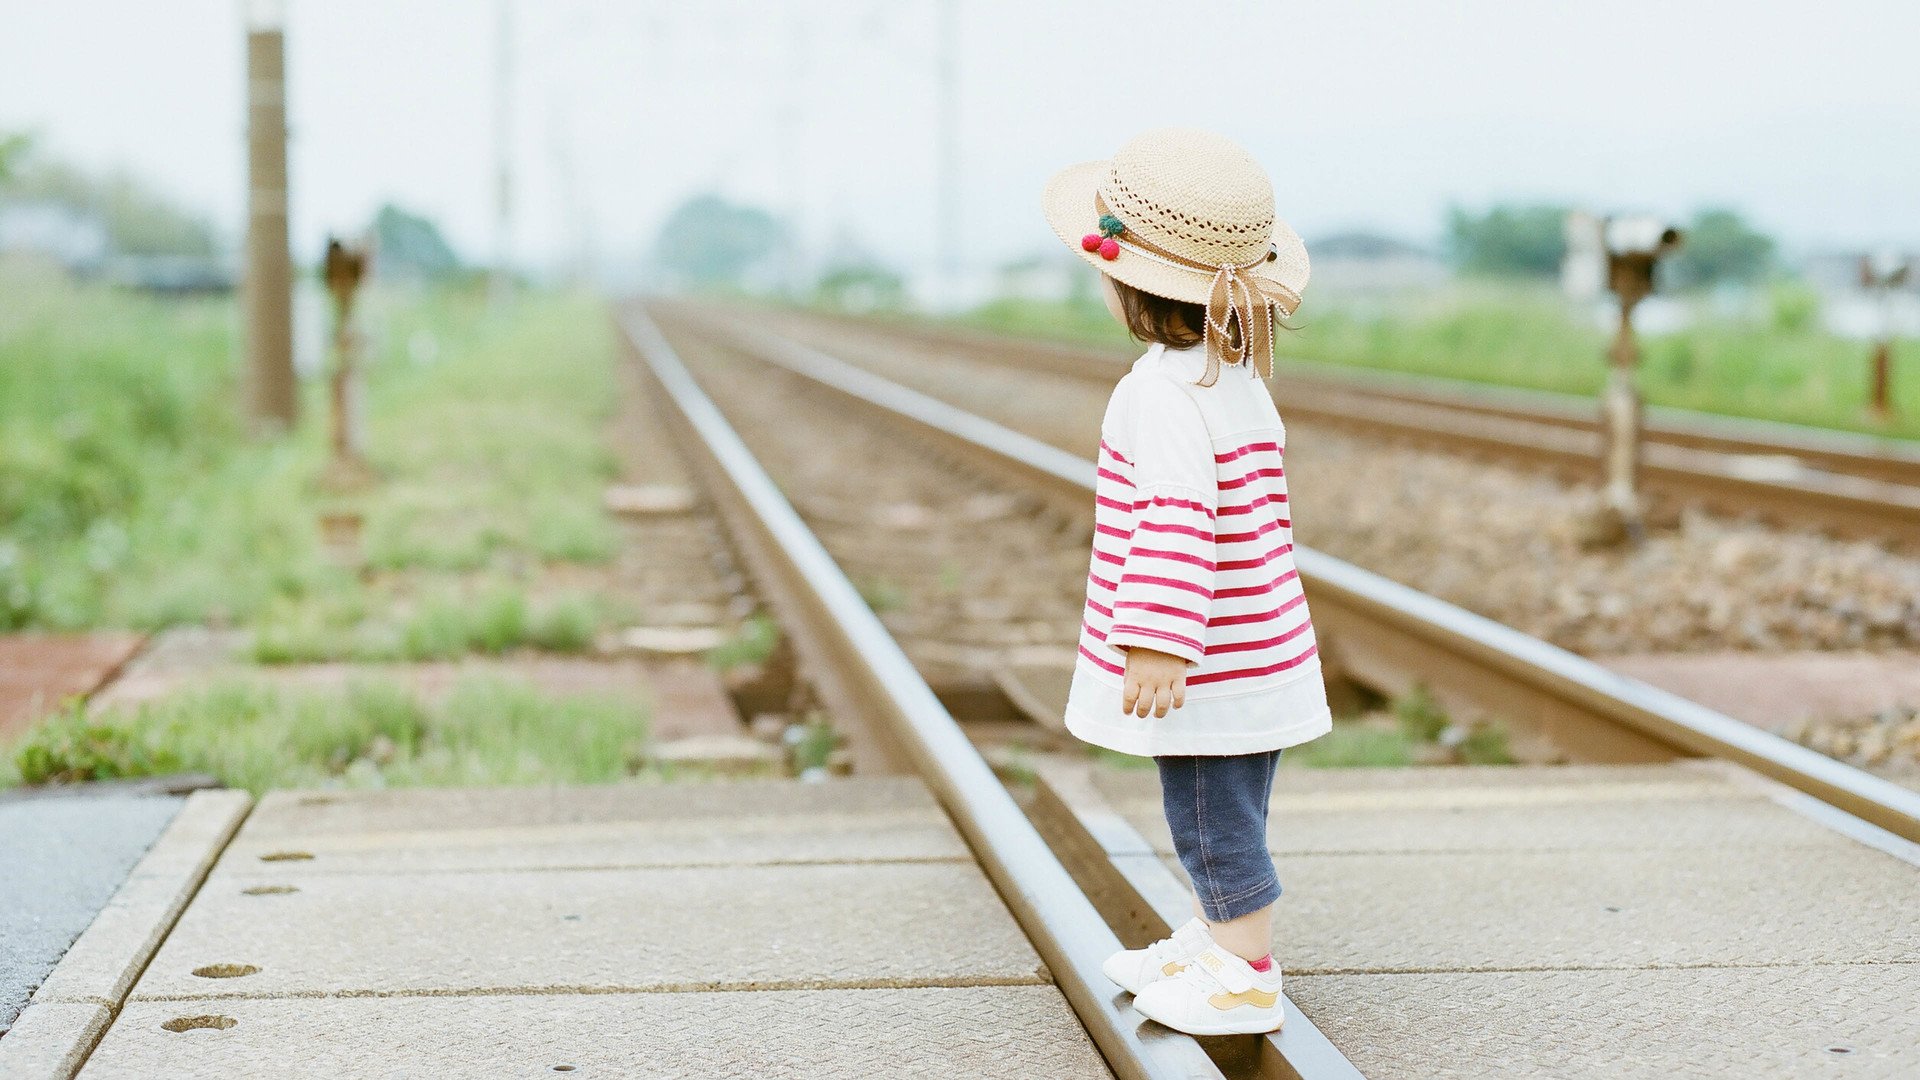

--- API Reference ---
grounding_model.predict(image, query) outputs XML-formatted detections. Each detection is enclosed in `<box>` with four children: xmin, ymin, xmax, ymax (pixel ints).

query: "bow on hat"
<box><xmin>1199</xmin><ymin>257</ymin><xmax>1299</xmax><ymax>387</ymax></box>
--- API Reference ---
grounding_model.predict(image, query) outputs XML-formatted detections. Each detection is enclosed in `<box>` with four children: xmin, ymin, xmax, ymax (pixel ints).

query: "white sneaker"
<box><xmin>1132</xmin><ymin>945</ymin><xmax>1285</xmax><ymax>1036</ymax></box>
<box><xmin>1100</xmin><ymin>917</ymin><xmax>1215</xmax><ymax>995</ymax></box>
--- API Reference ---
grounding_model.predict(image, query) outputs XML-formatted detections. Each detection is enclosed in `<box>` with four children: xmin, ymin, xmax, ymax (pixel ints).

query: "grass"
<box><xmin>0</xmin><ymin>268</ymin><xmax>623</xmax><ymax>652</ymax></box>
<box><xmin>704</xmin><ymin>614</ymin><xmax>781</xmax><ymax>672</ymax></box>
<box><xmin>949</xmin><ymin>281</ymin><xmax>1920</xmax><ymax>442</ymax></box>
<box><xmin>249</xmin><ymin>586</ymin><xmax>612</xmax><ymax>664</ymax></box>
<box><xmin>4</xmin><ymin>675</ymin><xmax>649</xmax><ymax>794</ymax></box>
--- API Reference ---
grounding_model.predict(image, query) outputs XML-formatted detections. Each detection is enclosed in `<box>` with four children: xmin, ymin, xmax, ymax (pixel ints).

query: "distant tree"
<box><xmin>1667</xmin><ymin>208</ymin><xmax>1773</xmax><ymax>289</ymax></box>
<box><xmin>1445</xmin><ymin>203</ymin><xmax>1569</xmax><ymax>279</ymax></box>
<box><xmin>370</xmin><ymin>203</ymin><xmax>461</xmax><ymax>280</ymax></box>
<box><xmin>5</xmin><ymin>157</ymin><xmax>217</xmax><ymax>257</ymax></box>
<box><xmin>652</xmin><ymin>193</ymin><xmax>784</xmax><ymax>289</ymax></box>
<box><xmin>0</xmin><ymin>132</ymin><xmax>29</xmax><ymax>185</ymax></box>
<box><xmin>814</xmin><ymin>257</ymin><xmax>906</xmax><ymax>312</ymax></box>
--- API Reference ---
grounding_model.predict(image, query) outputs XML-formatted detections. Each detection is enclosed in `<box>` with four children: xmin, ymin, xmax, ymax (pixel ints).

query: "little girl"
<box><xmin>1043</xmin><ymin>128</ymin><xmax>1330</xmax><ymax>1036</ymax></box>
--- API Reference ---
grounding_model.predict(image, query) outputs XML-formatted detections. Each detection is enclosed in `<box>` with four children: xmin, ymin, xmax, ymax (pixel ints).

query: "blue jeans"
<box><xmin>1156</xmin><ymin>750</ymin><xmax>1282</xmax><ymax>922</ymax></box>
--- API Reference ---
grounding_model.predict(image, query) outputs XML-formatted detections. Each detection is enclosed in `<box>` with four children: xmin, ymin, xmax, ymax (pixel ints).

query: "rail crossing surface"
<box><xmin>1036</xmin><ymin>758</ymin><xmax>1920</xmax><ymax>1079</ymax></box>
<box><xmin>50</xmin><ymin>779</ymin><xmax>1114</xmax><ymax>1079</ymax></box>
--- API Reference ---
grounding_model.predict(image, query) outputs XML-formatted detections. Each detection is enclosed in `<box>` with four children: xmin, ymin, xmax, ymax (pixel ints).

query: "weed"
<box><xmin>1287</xmin><ymin>725</ymin><xmax>1418</xmax><ymax>768</ymax></box>
<box><xmin>9</xmin><ymin>699</ymin><xmax>183</xmax><ymax>784</ymax></box>
<box><xmin>857</xmin><ymin>576</ymin><xmax>908</xmax><ymax>613</ymax></box>
<box><xmin>527</xmin><ymin>593</ymin><xmax>603</xmax><ymax>653</ymax></box>
<box><xmin>1394</xmin><ymin>686</ymin><xmax>1450</xmax><ymax>743</ymax></box>
<box><xmin>1453</xmin><ymin>724</ymin><xmax>1515</xmax><ymax>765</ymax></box>
<box><xmin>787</xmin><ymin>713</ymin><xmax>839</xmax><ymax>772</ymax></box>
<box><xmin>1088</xmin><ymin>746</ymin><xmax>1155</xmax><ymax>770</ymax></box>
<box><xmin>705</xmin><ymin>615</ymin><xmax>781</xmax><ymax>671</ymax></box>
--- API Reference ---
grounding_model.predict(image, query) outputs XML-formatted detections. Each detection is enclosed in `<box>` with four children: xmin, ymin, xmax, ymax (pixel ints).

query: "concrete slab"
<box><xmin>81</xmin><ymin>987</ymin><xmax>1112</xmax><ymax>1080</ymax></box>
<box><xmin>0</xmin><ymin>1002</ymin><xmax>111</xmax><ymax>1080</ymax></box>
<box><xmin>1289</xmin><ymin>964</ymin><xmax>1920</xmax><ymax>1080</ymax></box>
<box><xmin>32</xmin><ymin>791</ymin><xmax>251</xmax><ymax>1011</ymax></box>
<box><xmin>131</xmin><ymin>862</ymin><xmax>1045</xmax><ymax>1000</ymax></box>
<box><xmin>1101</xmin><ymin>761</ymin><xmax>1722</xmax><ymax>799</ymax></box>
<box><xmin>1094</xmin><ymin>766</ymin><xmax>1847</xmax><ymax>854</ymax></box>
<box><xmin>214</xmin><ymin>778</ymin><xmax>965</xmax><ymax>874</ymax></box>
<box><xmin>1184</xmin><ymin>793</ymin><xmax>1840</xmax><ymax>854</ymax></box>
<box><xmin>0</xmin><ymin>794</ymin><xmax>182</xmax><ymax>1031</ymax></box>
<box><xmin>1160</xmin><ymin>843</ymin><xmax>1920</xmax><ymax>973</ymax></box>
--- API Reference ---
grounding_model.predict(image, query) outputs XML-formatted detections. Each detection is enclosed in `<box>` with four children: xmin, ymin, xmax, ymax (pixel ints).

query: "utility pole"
<box><xmin>779</xmin><ymin>0</ymin><xmax>808</xmax><ymax>296</ymax></box>
<box><xmin>490</xmin><ymin>0</ymin><xmax>514</xmax><ymax>308</ymax></box>
<box><xmin>935</xmin><ymin>0</ymin><xmax>959</xmax><ymax>308</ymax></box>
<box><xmin>243</xmin><ymin>0</ymin><xmax>296</xmax><ymax>431</ymax></box>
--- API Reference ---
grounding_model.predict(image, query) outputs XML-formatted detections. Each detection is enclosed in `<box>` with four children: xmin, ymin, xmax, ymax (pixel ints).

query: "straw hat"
<box><xmin>1043</xmin><ymin>128</ymin><xmax>1308</xmax><ymax>383</ymax></box>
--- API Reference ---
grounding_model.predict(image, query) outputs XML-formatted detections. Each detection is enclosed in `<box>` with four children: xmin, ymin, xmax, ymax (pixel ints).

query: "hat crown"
<box><xmin>1101</xmin><ymin>129</ymin><xmax>1276</xmax><ymax>269</ymax></box>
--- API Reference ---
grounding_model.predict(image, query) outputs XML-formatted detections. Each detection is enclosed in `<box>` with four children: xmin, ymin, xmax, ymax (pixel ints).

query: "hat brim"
<box><xmin>1042</xmin><ymin>159</ymin><xmax>1310</xmax><ymax>308</ymax></box>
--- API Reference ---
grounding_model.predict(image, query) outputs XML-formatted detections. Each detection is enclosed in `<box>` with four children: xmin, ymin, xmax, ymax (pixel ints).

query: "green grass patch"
<box><xmin>1286</xmin><ymin>723</ymin><xmax>1418</xmax><ymax>768</ymax></box>
<box><xmin>0</xmin><ymin>271</ymin><xmax>623</xmax><ymax>656</ymax></box>
<box><xmin>705</xmin><ymin>614</ymin><xmax>781</xmax><ymax>672</ymax></box>
<box><xmin>4</xmin><ymin>675</ymin><xmax>649</xmax><ymax>793</ymax></box>
<box><xmin>943</xmin><ymin>282</ymin><xmax>1920</xmax><ymax>441</ymax></box>
<box><xmin>248</xmin><ymin>587</ymin><xmax>613</xmax><ymax>664</ymax></box>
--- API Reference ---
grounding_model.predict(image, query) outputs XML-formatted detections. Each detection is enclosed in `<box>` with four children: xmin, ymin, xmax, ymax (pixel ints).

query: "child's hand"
<box><xmin>1122</xmin><ymin>647</ymin><xmax>1188</xmax><ymax>719</ymax></box>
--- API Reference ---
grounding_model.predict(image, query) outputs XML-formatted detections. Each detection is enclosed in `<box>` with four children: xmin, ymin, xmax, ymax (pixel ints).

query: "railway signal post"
<box><xmin>1860</xmin><ymin>251</ymin><xmax>1911</xmax><ymax>422</ymax></box>
<box><xmin>322</xmin><ymin>236</ymin><xmax>372</xmax><ymax>490</ymax></box>
<box><xmin>1593</xmin><ymin>216</ymin><xmax>1683</xmax><ymax>544</ymax></box>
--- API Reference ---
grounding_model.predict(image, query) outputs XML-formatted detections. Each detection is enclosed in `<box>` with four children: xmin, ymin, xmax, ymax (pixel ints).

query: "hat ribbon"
<box><xmin>1093</xmin><ymin>194</ymin><xmax>1300</xmax><ymax>386</ymax></box>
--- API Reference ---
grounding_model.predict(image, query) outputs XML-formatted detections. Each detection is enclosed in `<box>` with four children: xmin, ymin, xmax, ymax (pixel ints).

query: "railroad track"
<box><xmin>768</xmin><ymin>309</ymin><xmax>1920</xmax><ymax>546</ymax></box>
<box><xmin>619</xmin><ymin>307</ymin><xmax>1295</xmax><ymax>1080</ymax></box>
<box><xmin>655</xmin><ymin>302</ymin><xmax>1920</xmax><ymax>849</ymax></box>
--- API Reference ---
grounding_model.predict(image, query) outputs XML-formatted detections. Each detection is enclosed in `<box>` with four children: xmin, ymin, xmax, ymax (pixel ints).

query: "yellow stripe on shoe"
<box><xmin>1208</xmin><ymin>987</ymin><xmax>1279</xmax><ymax>1010</ymax></box>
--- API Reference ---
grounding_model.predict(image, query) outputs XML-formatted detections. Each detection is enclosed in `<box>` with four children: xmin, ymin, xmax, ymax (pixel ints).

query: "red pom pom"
<box><xmin>1081</xmin><ymin>234</ymin><xmax>1102</xmax><ymax>252</ymax></box>
<box><xmin>1098</xmin><ymin>238</ymin><xmax>1120</xmax><ymax>260</ymax></box>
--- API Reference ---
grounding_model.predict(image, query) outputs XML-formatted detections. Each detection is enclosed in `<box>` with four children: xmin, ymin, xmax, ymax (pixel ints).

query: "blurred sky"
<box><xmin>2</xmin><ymin>0</ymin><xmax>1917</xmax><ymax>282</ymax></box>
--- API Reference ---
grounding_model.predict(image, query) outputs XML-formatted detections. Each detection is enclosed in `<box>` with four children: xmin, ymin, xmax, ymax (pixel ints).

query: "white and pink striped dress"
<box><xmin>1063</xmin><ymin>342</ymin><xmax>1332</xmax><ymax>757</ymax></box>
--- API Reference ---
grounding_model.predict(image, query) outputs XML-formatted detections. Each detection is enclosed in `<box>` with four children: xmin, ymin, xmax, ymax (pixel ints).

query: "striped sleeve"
<box><xmin>1104</xmin><ymin>381</ymin><xmax>1216</xmax><ymax>666</ymax></box>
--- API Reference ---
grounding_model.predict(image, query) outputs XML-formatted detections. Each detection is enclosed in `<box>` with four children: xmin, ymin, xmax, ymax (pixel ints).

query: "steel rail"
<box><xmin>618</xmin><ymin>307</ymin><xmax>1227</xmax><ymax>1080</ymax></box>
<box><xmin>685</xmin><ymin>309</ymin><xmax>1920</xmax><ymax>848</ymax></box>
<box><xmin>769</xmin><ymin>308</ymin><xmax>1920</xmax><ymax>543</ymax></box>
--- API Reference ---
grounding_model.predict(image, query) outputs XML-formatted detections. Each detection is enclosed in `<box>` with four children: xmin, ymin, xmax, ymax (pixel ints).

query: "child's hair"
<box><xmin>1110</xmin><ymin>278</ymin><xmax>1207</xmax><ymax>349</ymax></box>
<box><xmin>1110</xmin><ymin>278</ymin><xmax>1246</xmax><ymax>354</ymax></box>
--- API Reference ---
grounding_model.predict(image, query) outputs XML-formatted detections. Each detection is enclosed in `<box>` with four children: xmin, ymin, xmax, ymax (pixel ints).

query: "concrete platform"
<box><xmin>213</xmin><ymin>778</ymin><xmax>967</xmax><ymax>875</ymax></box>
<box><xmin>1040</xmin><ymin>759</ymin><xmax>1920</xmax><ymax>1079</ymax></box>
<box><xmin>1290</xmin><ymin>964</ymin><xmax>1920</xmax><ymax>1080</ymax></box>
<box><xmin>68</xmin><ymin>779</ymin><xmax>1112</xmax><ymax>1080</ymax></box>
<box><xmin>82</xmin><ymin>987</ymin><xmax>1107</xmax><ymax>1079</ymax></box>
<box><xmin>134</xmin><ymin>861</ymin><xmax>1044</xmax><ymax>1000</ymax></box>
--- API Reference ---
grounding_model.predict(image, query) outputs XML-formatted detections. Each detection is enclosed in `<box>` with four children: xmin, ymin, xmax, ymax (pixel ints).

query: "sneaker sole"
<box><xmin>1133</xmin><ymin>999</ymin><xmax>1285</xmax><ymax>1037</ymax></box>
